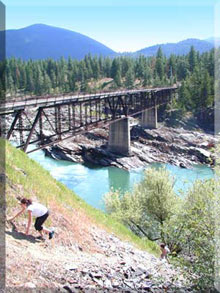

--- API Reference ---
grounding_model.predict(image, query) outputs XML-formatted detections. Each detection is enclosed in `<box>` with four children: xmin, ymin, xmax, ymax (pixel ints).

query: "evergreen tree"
<box><xmin>188</xmin><ymin>46</ymin><xmax>197</xmax><ymax>72</ymax></box>
<box><xmin>178</xmin><ymin>81</ymin><xmax>191</xmax><ymax>111</ymax></box>
<box><xmin>176</xmin><ymin>59</ymin><xmax>189</xmax><ymax>80</ymax></box>
<box><xmin>199</xmin><ymin>71</ymin><xmax>212</xmax><ymax>109</ymax></box>
<box><xmin>114</xmin><ymin>71</ymin><xmax>122</xmax><ymax>87</ymax></box>
<box><xmin>35</xmin><ymin>66</ymin><xmax>44</xmax><ymax>95</ymax></box>
<box><xmin>155</xmin><ymin>47</ymin><xmax>164</xmax><ymax>80</ymax></box>
<box><xmin>25</xmin><ymin>67</ymin><xmax>35</xmax><ymax>93</ymax></box>
<box><xmin>111</xmin><ymin>59</ymin><xmax>122</xmax><ymax>86</ymax></box>
<box><xmin>143</xmin><ymin>67</ymin><xmax>152</xmax><ymax>87</ymax></box>
<box><xmin>125</xmin><ymin>67</ymin><xmax>135</xmax><ymax>89</ymax></box>
<box><xmin>43</xmin><ymin>73</ymin><xmax>52</xmax><ymax>93</ymax></box>
<box><xmin>80</xmin><ymin>75</ymin><xmax>89</xmax><ymax>92</ymax></box>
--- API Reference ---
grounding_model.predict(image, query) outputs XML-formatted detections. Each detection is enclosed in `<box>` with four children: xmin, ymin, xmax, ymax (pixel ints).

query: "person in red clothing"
<box><xmin>8</xmin><ymin>198</ymin><xmax>54</xmax><ymax>240</ymax></box>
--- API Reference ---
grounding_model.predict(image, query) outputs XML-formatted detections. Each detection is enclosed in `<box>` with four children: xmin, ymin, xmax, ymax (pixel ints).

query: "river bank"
<box><xmin>44</xmin><ymin>125</ymin><xmax>217</xmax><ymax>171</ymax></box>
<box><xmin>6</xmin><ymin>142</ymin><xmax>192</xmax><ymax>292</ymax></box>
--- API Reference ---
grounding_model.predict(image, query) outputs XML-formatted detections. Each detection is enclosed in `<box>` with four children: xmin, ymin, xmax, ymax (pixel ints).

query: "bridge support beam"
<box><xmin>108</xmin><ymin>117</ymin><xmax>130</xmax><ymax>155</ymax></box>
<box><xmin>140</xmin><ymin>106</ymin><xmax>158</xmax><ymax>129</ymax></box>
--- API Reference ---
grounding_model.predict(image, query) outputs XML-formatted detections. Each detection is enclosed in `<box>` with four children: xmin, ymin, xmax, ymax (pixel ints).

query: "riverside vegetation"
<box><xmin>105</xmin><ymin>164</ymin><xmax>220</xmax><ymax>291</ymax></box>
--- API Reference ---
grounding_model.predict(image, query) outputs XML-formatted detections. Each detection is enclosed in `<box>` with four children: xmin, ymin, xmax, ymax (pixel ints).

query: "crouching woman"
<box><xmin>9</xmin><ymin>198</ymin><xmax>54</xmax><ymax>240</ymax></box>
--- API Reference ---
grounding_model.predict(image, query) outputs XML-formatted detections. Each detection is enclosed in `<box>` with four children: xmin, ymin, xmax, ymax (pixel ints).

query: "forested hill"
<box><xmin>135</xmin><ymin>39</ymin><xmax>214</xmax><ymax>57</ymax></box>
<box><xmin>6</xmin><ymin>24</ymin><xmax>116</xmax><ymax>60</ymax></box>
<box><xmin>6</xmin><ymin>24</ymin><xmax>214</xmax><ymax>60</ymax></box>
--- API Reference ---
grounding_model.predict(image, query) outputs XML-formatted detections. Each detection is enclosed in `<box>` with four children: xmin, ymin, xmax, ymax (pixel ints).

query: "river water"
<box><xmin>28</xmin><ymin>148</ymin><xmax>214</xmax><ymax>211</ymax></box>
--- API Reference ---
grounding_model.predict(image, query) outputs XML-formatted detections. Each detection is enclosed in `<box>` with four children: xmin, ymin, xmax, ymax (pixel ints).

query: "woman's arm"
<box><xmin>8</xmin><ymin>207</ymin><xmax>25</xmax><ymax>221</ymax></box>
<box><xmin>25</xmin><ymin>210</ymin><xmax>32</xmax><ymax>235</ymax></box>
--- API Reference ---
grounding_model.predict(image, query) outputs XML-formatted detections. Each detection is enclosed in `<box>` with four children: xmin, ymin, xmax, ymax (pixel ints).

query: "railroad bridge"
<box><xmin>0</xmin><ymin>87</ymin><xmax>177</xmax><ymax>154</ymax></box>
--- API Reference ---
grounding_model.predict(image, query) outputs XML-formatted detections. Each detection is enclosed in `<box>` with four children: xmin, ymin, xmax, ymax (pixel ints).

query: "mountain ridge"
<box><xmin>134</xmin><ymin>38</ymin><xmax>214</xmax><ymax>57</ymax></box>
<box><xmin>6</xmin><ymin>24</ymin><xmax>215</xmax><ymax>60</ymax></box>
<box><xmin>6</xmin><ymin>24</ymin><xmax>116</xmax><ymax>60</ymax></box>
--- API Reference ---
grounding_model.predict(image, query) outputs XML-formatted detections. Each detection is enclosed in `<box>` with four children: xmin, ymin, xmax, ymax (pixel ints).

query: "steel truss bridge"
<box><xmin>0</xmin><ymin>87</ymin><xmax>178</xmax><ymax>153</ymax></box>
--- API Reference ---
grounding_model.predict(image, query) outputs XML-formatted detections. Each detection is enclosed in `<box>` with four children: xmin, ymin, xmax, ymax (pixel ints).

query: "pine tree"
<box><xmin>155</xmin><ymin>47</ymin><xmax>164</xmax><ymax>80</ymax></box>
<box><xmin>125</xmin><ymin>67</ymin><xmax>135</xmax><ymax>89</ymax></box>
<box><xmin>104</xmin><ymin>57</ymin><xmax>112</xmax><ymax>77</ymax></box>
<box><xmin>200</xmin><ymin>71</ymin><xmax>212</xmax><ymax>109</ymax></box>
<box><xmin>143</xmin><ymin>67</ymin><xmax>152</xmax><ymax>87</ymax></box>
<box><xmin>111</xmin><ymin>59</ymin><xmax>122</xmax><ymax>86</ymax></box>
<box><xmin>178</xmin><ymin>81</ymin><xmax>191</xmax><ymax>111</ymax></box>
<box><xmin>43</xmin><ymin>73</ymin><xmax>52</xmax><ymax>93</ymax></box>
<box><xmin>91</xmin><ymin>56</ymin><xmax>100</xmax><ymax>80</ymax></box>
<box><xmin>25</xmin><ymin>67</ymin><xmax>35</xmax><ymax>93</ymax></box>
<box><xmin>176</xmin><ymin>59</ymin><xmax>189</xmax><ymax>80</ymax></box>
<box><xmin>114</xmin><ymin>71</ymin><xmax>122</xmax><ymax>87</ymax></box>
<box><xmin>188</xmin><ymin>46</ymin><xmax>197</xmax><ymax>72</ymax></box>
<box><xmin>80</xmin><ymin>75</ymin><xmax>89</xmax><ymax>92</ymax></box>
<box><xmin>34</xmin><ymin>66</ymin><xmax>44</xmax><ymax>95</ymax></box>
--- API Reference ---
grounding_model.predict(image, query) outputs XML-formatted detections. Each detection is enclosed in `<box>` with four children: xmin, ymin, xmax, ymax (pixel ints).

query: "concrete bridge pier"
<box><xmin>108</xmin><ymin>117</ymin><xmax>130</xmax><ymax>155</ymax></box>
<box><xmin>140</xmin><ymin>106</ymin><xmax>158</xmax><ymax>129</ymax></box>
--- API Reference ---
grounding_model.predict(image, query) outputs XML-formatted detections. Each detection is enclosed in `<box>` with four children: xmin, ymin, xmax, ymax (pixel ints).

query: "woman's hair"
<box><xmin>160</xmin><ymin>243</ymin><xmax>165</xmax><ymax>248</ymax></box>
<box><xmin>20</xmin><ymin>198</ymin><xmax>32</xmax><ymax>206</ymax></box>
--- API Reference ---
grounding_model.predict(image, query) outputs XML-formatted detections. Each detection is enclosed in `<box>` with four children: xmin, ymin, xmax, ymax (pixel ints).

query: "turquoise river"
<box><xmin>28</xmin><ymin>148</ymin><xmax>214</xmax><ymax>211</ymax></box>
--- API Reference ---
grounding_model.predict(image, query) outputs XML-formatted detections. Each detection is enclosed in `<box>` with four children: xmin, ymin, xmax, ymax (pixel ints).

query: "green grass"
<box><xmin>4</xmin><ymin>139</ymin><xmax>159</xmax><ymax>256</ymax></box>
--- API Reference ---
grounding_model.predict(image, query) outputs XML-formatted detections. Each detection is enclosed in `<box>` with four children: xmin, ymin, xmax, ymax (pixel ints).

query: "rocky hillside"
<box><xmin>5</xmin><ymin>142</ymin><xmax>191</xmax><ymax>291</ymax></box>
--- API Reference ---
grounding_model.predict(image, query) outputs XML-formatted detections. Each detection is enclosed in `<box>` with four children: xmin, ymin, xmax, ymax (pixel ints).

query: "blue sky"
<box><xmin>2</xmin><ymin>0</ymin><xmax>219</xmax><ymax>52</ymax></box>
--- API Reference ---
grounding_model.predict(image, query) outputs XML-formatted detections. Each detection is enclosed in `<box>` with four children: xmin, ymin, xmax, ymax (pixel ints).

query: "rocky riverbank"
<box><xmin>44</xmin><ymin>125</ymin><xmax>216</xmax><ymax>170</ymax></box>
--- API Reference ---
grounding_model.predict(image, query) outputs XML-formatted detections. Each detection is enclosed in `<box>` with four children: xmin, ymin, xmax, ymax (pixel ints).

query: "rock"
<box><xmin>78</xmin><ymin>245</ymin><xmax>83</xmax><ymax>251</ymax></box>
<box><xmin>92</xmin><ymin>277</ymin><xmax>104</xmax><ymax>287</ymax></box>
<box><xmin>189</xmin><ymin>147</ymin><xmax>211</xmax><ymax>163</ymax></box>
<box><xmin>63</xmin><ymin>285</ymin><xmax>73</xmax><ymax>293</ymax></box>
<box><xmin>65</xmin><ymin>265</ymin><xmax>78</xmax><ymax>271</ymax></box>
<box><xmin>112</xmin><ymin>280</ymin><xmax>120</xmax><ymax>288</ymax></box>
<box><xmin>104</xmin><ymin>279</ymin><xmax>112</xmax><ymax>289</ymax></box>
<box><xmin>24</xmin><ymin>282</ymin><xmax>36</xmax><ymax>288</ymax></box>
<box><xmin>42</xmin><ymin>125</ymin><xmax>215</xmax><ymax>171</ymax></box>
<box><xmin>179</xmin><ymin>162</ymin><xmax>187</xmax><ymax>168</ymax></box>
<box><xmin>89</xmin><ymin>272</ymin><xmax>103</xmax><ymax>279</ymax></box>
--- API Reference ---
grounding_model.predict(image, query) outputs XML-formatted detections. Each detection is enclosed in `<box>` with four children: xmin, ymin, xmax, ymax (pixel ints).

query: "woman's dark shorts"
<box><xmin>34</xmin><ymin>211</ymin><xmax>49</xmax><ymax>231</ymax></box>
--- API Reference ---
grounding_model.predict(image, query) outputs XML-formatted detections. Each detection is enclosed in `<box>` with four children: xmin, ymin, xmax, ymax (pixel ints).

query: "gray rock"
<box><xmin>42</xmin><ymin>124</ymin><xmax>215</xmax><ymax>171</ymax></box>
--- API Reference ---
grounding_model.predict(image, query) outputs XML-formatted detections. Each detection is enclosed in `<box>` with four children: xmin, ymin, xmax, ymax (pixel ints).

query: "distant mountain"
<box><xmin>134</xmin><ymin>39</ymin><xmax>214</xmax><ymax>57</ymax></box>
<box><xmin>6</xmin><ymin>24</ymin><xmax>215</xmax><ymax>60</ymax></box>
<box><xmin>6</xmin><ymin>24</ymin><xmax>116</xmax><ymax>60</ymax></box>
<box><xmin>205</xmin><ymin>37</ymin><xmax>220</xmax><ymax>47</ymax></box>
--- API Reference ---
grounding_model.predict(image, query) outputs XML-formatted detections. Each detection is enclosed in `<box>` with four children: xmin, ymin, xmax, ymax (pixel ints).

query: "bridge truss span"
<box><xmin>0</xmin><ymin>87</ymin><xmax>178</xmax><ymax>153</ymax></box>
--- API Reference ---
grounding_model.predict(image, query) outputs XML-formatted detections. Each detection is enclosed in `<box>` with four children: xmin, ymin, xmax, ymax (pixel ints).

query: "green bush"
<box><xmin>105</xmin><ymin>167</ymin><xmax>219</xmax><ymax>290</ymax></box>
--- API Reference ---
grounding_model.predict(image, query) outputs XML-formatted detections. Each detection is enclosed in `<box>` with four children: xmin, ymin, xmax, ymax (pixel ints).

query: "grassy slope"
<box><xmin>5</xmin><ymin>140</ymin><xmax>159</xmax><ymax>256</ymax></box>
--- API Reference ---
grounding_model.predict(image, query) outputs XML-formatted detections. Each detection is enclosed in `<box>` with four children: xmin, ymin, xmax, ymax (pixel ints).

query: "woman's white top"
<box><xmin>27</xmin><ymin>202</ymin><xmax>48</xmax><ymax>217</ymax></box>
<box><xmin>165</xmin><ymin>246</ymin><xmax>170</xmax><ymax>254</ymax></box>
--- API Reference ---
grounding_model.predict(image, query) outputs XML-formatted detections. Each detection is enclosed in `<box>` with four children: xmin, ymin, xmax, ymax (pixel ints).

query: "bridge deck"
<box><xmin>0</xmin><ymin>87</ymin><xmax>177</xmax><ymax>114</ymax></box>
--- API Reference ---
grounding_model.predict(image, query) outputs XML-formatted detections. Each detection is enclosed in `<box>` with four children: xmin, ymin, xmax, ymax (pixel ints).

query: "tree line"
<box><xmin>4</xmin><ymin>46</ymin><xmax>215</xmax><ymax>127</ymax></box>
